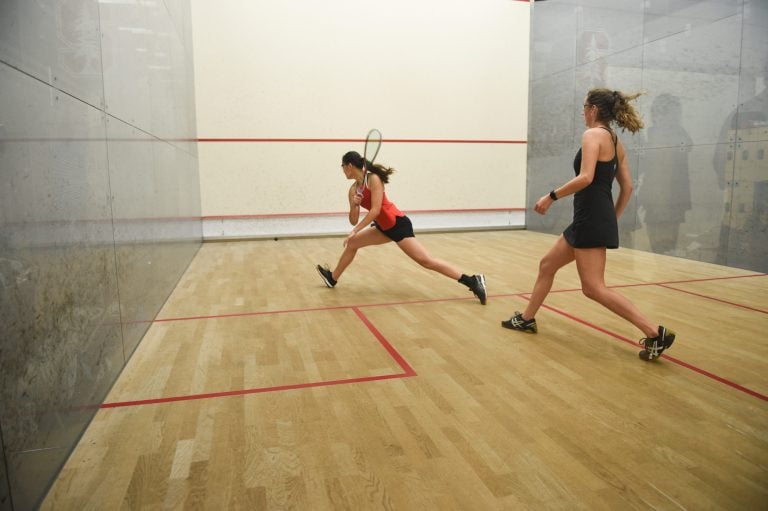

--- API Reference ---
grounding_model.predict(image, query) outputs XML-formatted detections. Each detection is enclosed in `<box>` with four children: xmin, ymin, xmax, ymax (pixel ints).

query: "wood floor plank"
<box><xmin>40</xmin><ymin>231</ymin><xmax>768</xmax><ymax>510</ymax></box>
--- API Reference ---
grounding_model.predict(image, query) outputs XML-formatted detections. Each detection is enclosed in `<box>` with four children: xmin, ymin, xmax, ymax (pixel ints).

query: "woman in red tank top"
<box><xmin>316</xmin><ymin>151</ymin><xmax>487</xmax><ymax>305</ymax></box>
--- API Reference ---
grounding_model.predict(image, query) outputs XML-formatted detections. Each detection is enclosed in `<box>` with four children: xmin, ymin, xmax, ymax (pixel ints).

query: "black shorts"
<box><xmin>374</xmin><ymin>215</ymin><xmax>415</xmax><ymax>242</ymax></box>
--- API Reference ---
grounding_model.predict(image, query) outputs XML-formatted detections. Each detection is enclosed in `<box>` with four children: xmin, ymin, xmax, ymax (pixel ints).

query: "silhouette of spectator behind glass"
<box><xmin>711</xmin><ymin>51</ymin><xmax>768</xmax><ymax>271</ymax></box>
<box><xmin>638</xmin><ymin>94</ymin><xmax>692</xmax><ymax>254</ymax></box>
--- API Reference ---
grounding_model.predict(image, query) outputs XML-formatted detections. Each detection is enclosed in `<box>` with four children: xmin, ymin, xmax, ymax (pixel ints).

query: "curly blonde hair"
<box><xmin>586</xmin><ymin>88</ymin><xmax>645</xmax><ymax>133</ymax></box>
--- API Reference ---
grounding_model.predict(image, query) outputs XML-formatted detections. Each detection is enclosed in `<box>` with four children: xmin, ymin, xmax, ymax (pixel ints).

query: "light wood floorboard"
<box><xmin>42</xmin><ymin>231</ymin><xmax>767</xmax><ymax>510</ymax></box>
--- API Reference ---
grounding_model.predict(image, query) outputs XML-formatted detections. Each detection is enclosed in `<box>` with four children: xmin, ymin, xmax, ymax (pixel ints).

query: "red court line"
<box><xmin>606</xmin><ymin>273</ymin><xmax>767</xmax><ymax>289</ymax></box>
<box><xmin>113</xmin><ymin>272</ymin><xmax>765</xmax><ymax>407</ymax></box>
<box><xmin>203</xmin><ymin>212</ymin><xmax>346</xmax><ymax>220</ymax></box>
<box><xmin>202</xmin><ymin>207</ymin><xmax>524</xmax><ymax>221</ymax></box>
<box><xmin>406</xmin><ymin>208</ymin><xmax>526</xmax><ymax>213</ymax></box>
<box><xmin>100</xmin><ymin>374</ymin><xmax>410</xmax><ymax>409</ymax></box>
<box><xmin>3</xmin><ymin>138</ymin><xmax>195</xmax><ymax>143</ymax></box>
<box><xmin>661</xmin><ymin>356</ymin><xmax>768</xmax><ymax>402</ymax></box>
<box><xmin>658</xmin><ymin>283</ymin><xmax>768</xmax><ymax>314</ymax></box>
<box><xmin>197</xmin><ymin>137</ymin><xmax>526</xmax><ymax>144</ymax></box>
<box><xmin>101</xmin><ymin>307</ymin><xmax>415</xmax><ymax>409</ymax></box>
<box><xmin>377</xmin><ymin>139</ymin><xmax>526</xmax><ymax>144</ymax></box>
<box><xmin>353</xmin><ymin>307</ymin><xmax>416</xmax><ymax>377</ymax></box>
<box><xmin>154</xmin><ymin>304</ymin><xmax>351</xmax><ymax>323</ymax></box>
<box><xmin>511</xmin><ymin>273</ymin><xmax>766</xmax><ymax>298</ymax></box>
<box><xmin>155</xmin><ymin>296</ymin><xmax>484</xmax><ymax>323</ymax></box>
<box><xmin>154</xmin><ymin>273</ymin><xmax>766</xmax><ymax>324</ymax></box>
<box><xmin>199</xmin><ymin>138</ymin><xmax>361</xmax><ymax>143</ymax></box>
<box><xmin>533</xmin><ymin>301</ymin><xmax>768</xmax><ymax>402</ymax></box>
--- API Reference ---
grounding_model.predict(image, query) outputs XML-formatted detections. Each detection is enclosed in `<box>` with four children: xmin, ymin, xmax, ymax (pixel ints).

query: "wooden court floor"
<box><xmin>42</xmin><ymin>230</ymin><xmax>768</xmax><ymax>510</ymax></box>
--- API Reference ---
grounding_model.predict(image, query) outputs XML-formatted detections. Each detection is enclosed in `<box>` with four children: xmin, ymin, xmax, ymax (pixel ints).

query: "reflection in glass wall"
<box><xmin>638</xmin><ymin>94</ymin><xmax>692</xmax><ymax>254</ymax></box>
<box><xmin>0</xmin><ymin>0</ymin><xmax>201</xmax><ymax>509</ymax></box>
<box><xmin>714</xmin><ymin>85</ymin><xmax>768</xmax><ymax>271</ymax></box>
<box><xmin>528</xmin><ymin>0</ymin><xmax>767</xmax><ymax>273</ymax></box>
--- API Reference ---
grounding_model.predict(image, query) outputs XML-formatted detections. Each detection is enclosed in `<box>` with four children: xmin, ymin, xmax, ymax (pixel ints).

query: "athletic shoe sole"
<box><xmin>474</xmin><ymin>274</ymin><xmax>487</xmax><ymax>305</ymax></box>
<box><xmin>501</xmin><ymin>312</ymin><xmax>537</xmax><ymax>333</ymax></box>
<box><xmin>639</xmin><ymin>328</ymin><xmax>675</xmax><ymax>360</ymax></box>
<box><xmin>316</xmin><ymin>265</ymin><xmax>336</xmax><ymax>288</ymax></box>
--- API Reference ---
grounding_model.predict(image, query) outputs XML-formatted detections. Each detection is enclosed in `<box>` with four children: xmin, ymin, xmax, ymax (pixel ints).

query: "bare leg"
<box><xmin>395</xmin><ymin>237</ymin><xmax>463</xmax><ymax>280</ymax></box>
<box><xmin>522</xmin><ymin>235</ymin><xmax>575</xmax><ymax>320</ymax></box>
<box><xmin>331</xmin><ymin>227</ymin><xmax>391</xmax><ymax>280</ymax></box>
<box><xmin>573</xmin><ymin>247</ymin><xmax>658</xmax><ymax>337</ymax></box>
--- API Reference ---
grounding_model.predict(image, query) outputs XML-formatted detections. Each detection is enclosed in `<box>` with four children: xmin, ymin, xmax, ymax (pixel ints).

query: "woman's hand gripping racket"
<box><xmin>357</xmin><ymin>128</ymin><xmax>382</xmax><ymax>196</ymax></box>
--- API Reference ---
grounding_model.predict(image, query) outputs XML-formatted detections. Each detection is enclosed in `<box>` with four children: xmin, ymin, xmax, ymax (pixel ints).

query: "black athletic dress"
<box><xmin>563</xmin><ymin>127</ymin><xmax>619</xmax><ymax>249</ymax></box>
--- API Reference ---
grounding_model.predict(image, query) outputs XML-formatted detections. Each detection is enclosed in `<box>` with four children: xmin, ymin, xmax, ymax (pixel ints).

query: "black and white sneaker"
<box><xmin>501</xmin><ymin>311</ymin><xmax>537</xmax><ymax>333</ymax></box>
<box><xmin>638</xmin><ymin>326</ymin><xmax>676</xmax><ymax>361</ymax></box>
<box><xmin>469</xmin><ymin>274</ymin><xmax>487</xmax><ymax>305</ymax></box>
<box><xmin>316</xmin><ymin>264</ymin><xmax>337</xmax><ymax>288</ymax></box>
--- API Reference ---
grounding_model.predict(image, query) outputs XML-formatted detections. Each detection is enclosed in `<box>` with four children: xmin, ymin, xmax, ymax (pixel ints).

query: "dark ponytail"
<box><xmin>342</xmin><ymin>151</ymin><xmax>396</xmax><ymax>183</ymax></box>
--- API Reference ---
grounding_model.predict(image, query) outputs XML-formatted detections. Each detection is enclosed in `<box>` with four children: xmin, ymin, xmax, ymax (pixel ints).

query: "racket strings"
<box><xmin>361</xmin><ymin>128</ymin><xmax>382</xmax><ymax>192</ymax></box>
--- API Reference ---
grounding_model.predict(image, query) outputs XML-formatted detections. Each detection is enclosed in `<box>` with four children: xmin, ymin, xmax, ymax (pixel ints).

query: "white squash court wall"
<box><xmin>191</xmin><ymin>0</ymin><xmax>530</xmax><ymax>239</ymax></box>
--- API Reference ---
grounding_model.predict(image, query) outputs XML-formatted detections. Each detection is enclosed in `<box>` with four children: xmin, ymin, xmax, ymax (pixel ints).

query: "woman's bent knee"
<box><xmin>581</xmin><ymin>285</ymin><xmax>604</xmax><ymax>301</ymax></box>
<box><xmin>539</xmin><ymin>258</ymin><xmax>559</xmax><ymax>276</ymax></box>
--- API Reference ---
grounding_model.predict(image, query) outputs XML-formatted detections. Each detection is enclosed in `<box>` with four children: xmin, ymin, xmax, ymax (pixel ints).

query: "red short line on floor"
<box><xmin>658</xmin><ymin>283</ymin><xmax>768</xmax><ymax>313</ymax></box>
<box><xmin>107</xmin><ymin>272</ymin><xmax>766</xmax><ymax>407</ymax></box>
<box><xmin>155</xmin><ymin>296</ymin><xmax>481</xmax><ymax>323</ymax></box>
<box><xmin>101</xmin><ymin>306</ymin><xmax>415</xmax><ymax>409</ymax></box>
<box><xmin>660</xmin><ymin>355</ymin><xmax>768</xmax><ymax>402</ymax></box>
<box><xmin>153</xmin><ymin>273</ymin><xmax>766</xmax><ymax>324</ymax></box>
<box><xmin>353</xmin><ymin>307</ymin><xmax>416</xmax><ymax>377</ymax></box>
<box><xmin>512</xmin><ymin>273</ymin><xmax>766</xmax><ymax>300</ymax></box>
<box><xmin>154</xmin><ymin>304</ymin><xmax>352</xmax><ymax>323</ymax></box>
<box><xmin>100</xmin><ymin>374</ymin><xmax>411</xmax><ymax>409</ymax></box>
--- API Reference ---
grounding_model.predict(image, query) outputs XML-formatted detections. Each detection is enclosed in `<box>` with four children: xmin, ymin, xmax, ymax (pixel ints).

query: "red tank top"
<box><xmin>360</xmin><ymin>185</ymin><xmax>404</xmax><ymax>230</ymax></box>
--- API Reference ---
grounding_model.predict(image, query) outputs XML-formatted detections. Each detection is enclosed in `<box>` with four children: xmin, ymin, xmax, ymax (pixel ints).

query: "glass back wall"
<box><xmin>527</xmin><ymin>0</ymin><xmax>767</xmax><ymax>273</ymax></box>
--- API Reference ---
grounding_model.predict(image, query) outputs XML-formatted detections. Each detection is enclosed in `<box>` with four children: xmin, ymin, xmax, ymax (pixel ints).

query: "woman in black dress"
<box><xmin>502</xmin><ymin>88</ymin><xmax>676</xmax><ymax>361</ymax></box>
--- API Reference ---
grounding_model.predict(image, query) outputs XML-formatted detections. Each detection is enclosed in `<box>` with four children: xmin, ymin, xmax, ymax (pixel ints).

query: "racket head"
<box><xmin>361</xmin><ymin>129</ymin><xmax>382</xmax><ymax>189</ymax></box>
